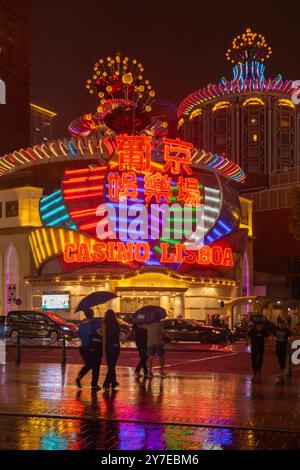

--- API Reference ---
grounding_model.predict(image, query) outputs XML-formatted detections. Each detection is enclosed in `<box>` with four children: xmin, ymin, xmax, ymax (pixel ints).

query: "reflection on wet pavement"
<box><xmin>0</xmin><ymin>362</ymin><xmax>300</xmax><ymax>450</ymax></box>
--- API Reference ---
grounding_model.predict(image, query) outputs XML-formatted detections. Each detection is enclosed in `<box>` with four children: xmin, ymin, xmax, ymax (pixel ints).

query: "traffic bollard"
<box><xmin>16</xmin><ymin>334</ymin><xmax>21</xmax><ymax>365</ymax></box>
<box><xmin>61</xmin><ymin>337</ymin><xmax>67</xmax><ymax>366</ymax></box>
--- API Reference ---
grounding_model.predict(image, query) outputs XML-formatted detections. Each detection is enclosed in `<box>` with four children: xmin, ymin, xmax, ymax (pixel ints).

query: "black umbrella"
<box><xmin>132</xmin><ymin>305</ymin><xmax>167</xmax><ymax>324</ymax></box>
<box><xmin>75</xmin><ymin>291</ymin><xmax>117</xmax><ymax>313</ymax></box>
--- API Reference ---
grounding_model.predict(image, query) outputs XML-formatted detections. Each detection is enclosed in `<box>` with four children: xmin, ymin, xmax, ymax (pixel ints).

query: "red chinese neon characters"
<box><xmin>117</xmin><ymin>134</ymin><xmax>152</xmax><ymax>172</ymax></box>
<box><xmin>163</xmin><ymin>138</ymin><xmax>193</xmax><ymax>175</ymax></box>
<box><xmin>108</xmin><ymin>172</ymin><xmax>138</xmax><ymax>202</ymax></box>
<box><xmin>177</xmin><ymin>176</ymin><xmax>202</xmax><ymax>206</ymax></box>
<box><xmin>144</xmin><ymin>172</ymin><xmax>172</xmax><ymax>203</ymax></box>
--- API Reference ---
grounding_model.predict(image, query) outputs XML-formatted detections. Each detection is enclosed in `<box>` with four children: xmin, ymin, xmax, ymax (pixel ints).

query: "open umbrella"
<box><xmin>132</xmin><ymin>305</ymin><xmax>167</xmax><ymax>324</ymax></box>
<box><xmin>75</xmin><ymin>291</ymin><xmax>117</xmax><ymax>313</ymax></box>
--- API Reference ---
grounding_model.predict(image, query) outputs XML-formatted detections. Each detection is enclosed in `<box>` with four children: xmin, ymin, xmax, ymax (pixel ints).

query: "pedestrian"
<box><xmin>273</xmin><ymin>319</ymin><xmax>291</xmax><ymax>376</ymax></box>
<box><xmin>132</xmin><ymin>322</ymin><xmax>148</xmax><ymax>378</ymax></box>
<box><xmin>102</xmin><ymin>309</ymin><xmax>120</xmax><ymax>391</ymax></box>
<box><xmin>246</xmin><ymin>319</ymin><xmax>269</xmax><ymax>382</ymax></box>
<box><xmin>76</xmin><ymin>308</ymin><xmax>103</xmax><ymax>391</ymax></box>
<box><xmin>142</xmin><ymin>321</ymin><xmax>172</xmax><ymax>377</ymax></box>
<box><xmin>276</xmin><ymin>314</ymin><xmax>282</xmax><ymax>327</ymax></box>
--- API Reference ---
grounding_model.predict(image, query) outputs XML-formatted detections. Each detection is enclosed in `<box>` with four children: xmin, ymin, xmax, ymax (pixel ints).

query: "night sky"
<box><xmin>31</xmin><ymin>0</ymin><xmax>300</xmax><ymax>138</ymax></box>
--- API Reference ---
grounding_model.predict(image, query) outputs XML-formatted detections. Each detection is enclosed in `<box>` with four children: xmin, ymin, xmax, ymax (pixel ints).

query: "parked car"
<box><xmin>162</xmin><ymin>318</ymin><xmax>227</xmax><ymax>344</ymax></box>
<box><xmin>6</xmin><ymin>310</ymin><xmax>78</xmax><ymax>341</ymax></box>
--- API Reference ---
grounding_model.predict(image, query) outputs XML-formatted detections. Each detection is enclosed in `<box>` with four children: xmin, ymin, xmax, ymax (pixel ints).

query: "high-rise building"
<box><xmin>0</xmin><ymin>0</ymin><xmax>31</xmax><ymax>155</ymax></box>
<box><xmin>178</xmin><ymin>29</ymin><xmax>300</xmax><ymax>312</ymax></box>
<box><xmin>178</xmin><ymin>28</ymin><xmax>300</xmax><ymax>188</ymax></box>
<box><xmin>30</xmin><ymin>103</ymin><xmax>57</xmax><ymax>145</ymax></box>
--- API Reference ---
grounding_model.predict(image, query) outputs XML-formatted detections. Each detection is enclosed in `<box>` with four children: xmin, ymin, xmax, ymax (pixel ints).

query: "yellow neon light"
<box><xmin>30</xmin><ymin>103</ymin><xmax>57</xmax><ymax>117</ymax></box>
<box><xmin>49</xmin><ymin>143</ymin><xmax>59</xmax><ymax>157</ymax></box>
<box><xmin>243</xmin><ymin>98</ymin><xmax>265</xmax><ymax>106</ymax></box>
<box><xmin>189</xmin><ymin>109</ymin><xmax>202</xmax><ymax>120</ymax></box>
<box><xmin>58</xmin><ymin>228</ymin><xmax>65</xmax><ymax>253</ymax></box>
<box><xmin>29</xmin><ymin>234</ymin><xmax>39</xmax><ymax>268</ymax></box>
<box><xmin>29</xmin><ymin>227</ymin><xmax>98</xmax><ymax>268</ymax></box>
<box><xmin>212</xmin><ymin>101</ymin><xmax>231</xmax><ymax>112</ymax></box>
<box><xmin>42</xmin><ymin>228</ymin><xmax>52</xmax><ymax>258</ymax></box>
<box><xmin>30</xmin><ymin>231</ymin><xmax>42</xmax><ymax>265</ymax></box>
<box><xmin>278</xmin><ymin>99</ymin><xmax>295</xmax><ymax>109</ymax></box>
<box><xmin>50</xmin><ymin>228</ymin><xmax>58</xmax><ymax>254</ymax></box>
<box><xmin>177</xmin><ymin>118</ymin><xmax>184</xmax><ymax>128</ymax></box>
<box><xmin>239</xmin><ymin>196</ymin><xmax>253</xmax><ymax>237</ymax></box>
<box><xmin>35</xmin><ymin>229</ymin><xmax>46</xmax><ymax>260</ymax></box>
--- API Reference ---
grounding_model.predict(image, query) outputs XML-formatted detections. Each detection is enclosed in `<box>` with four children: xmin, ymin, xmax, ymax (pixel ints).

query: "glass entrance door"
<box><xmin>120</xmin><ymin>295</ymin><xmax>160</xmax><ymax>314</ymax></box>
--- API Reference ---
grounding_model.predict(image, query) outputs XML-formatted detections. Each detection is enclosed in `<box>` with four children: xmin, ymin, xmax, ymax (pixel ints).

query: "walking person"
<box><xmin>247</xmin><ymin>319</ymin><xmax>269</xmax><ymax>382</ymax></box>
<box><xmin>102</xmin><ymin>310</ymin><xmax>121</xmax><ymax>391</ymax></box>
<box><xmin>273</xmin><ymin>319</ymin><xmax>291</xmax><ymax>379</ymax></box>
<box><xmin>132</xmin><ymin>322</ymin><xmax>148</xmax><ymax>378</ymax></box>
<box><xmin>76</xmin><ymin>308</ymin><xmax>103</xmax><ymax>391</ymax></box>
<box><xmin>142</xmin><ymin>321</ymin><xmax>172</xmax><ymax>377</ymax></box>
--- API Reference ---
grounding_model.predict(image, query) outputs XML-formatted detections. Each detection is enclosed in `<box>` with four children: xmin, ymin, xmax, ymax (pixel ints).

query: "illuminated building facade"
<box><xmin>0</xmin><ymin>54</ymin><xmax>253</xmax><ymax>324</ymax></box>
<box><xmin>30</xmin><ymin>103</ymin><xmax>57</xmax><ymax>145</ymax></box>
<box><xmin>178</xmin><ymin>29</ymin><xmax>300</xmax><ymax>185</ymax></box>
<box><xmin>0</xmin><ymin>0</ymin><xmax>31</xmax><ymax>154</ymax></box>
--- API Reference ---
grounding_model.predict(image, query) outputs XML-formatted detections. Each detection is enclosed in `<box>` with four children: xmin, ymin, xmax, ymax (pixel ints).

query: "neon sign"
<box><xmin>63</xmin><ymin>242</ymin><xmax>234</xmax><ymax>267</ymax></box>
<box><xmin>28</xmin><ymin>134</ymin><xmax>242</xmax><ymax>272</ymax></box>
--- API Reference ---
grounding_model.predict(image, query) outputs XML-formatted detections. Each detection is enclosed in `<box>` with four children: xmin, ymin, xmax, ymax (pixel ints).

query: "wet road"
<box><xmin>5</xmin><ymin>341</ymin><xmax>288</xmax><ymax>376</ymax></box>
<box><xmin>1</xmin><ymin>356</ymin><xmax>300</xmax><ymax>450</ymax></box>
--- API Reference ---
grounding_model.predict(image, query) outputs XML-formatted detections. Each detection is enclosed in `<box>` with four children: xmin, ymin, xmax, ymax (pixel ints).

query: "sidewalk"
<box><xmin>0</xmin><ymin>361</ymin><xmax>300</xmax><ymax>449</ymax></box>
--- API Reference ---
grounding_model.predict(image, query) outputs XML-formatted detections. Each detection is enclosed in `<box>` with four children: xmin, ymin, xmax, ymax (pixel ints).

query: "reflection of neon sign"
<box><xmin>0</xmin><ymin>79</ymin><xmax>6</xmax><ymax>104</ymax></box>
<box><xmin>63</xmin><ymin>242</ymin><xmax>234</xmax><ymax>267</ymax></box>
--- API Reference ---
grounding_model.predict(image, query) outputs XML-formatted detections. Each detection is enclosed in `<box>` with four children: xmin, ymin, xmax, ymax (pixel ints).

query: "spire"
<box><xmin>225</xmin><ymin>28</ymin><xmax>272</xmax><ymax>82</ymax></box>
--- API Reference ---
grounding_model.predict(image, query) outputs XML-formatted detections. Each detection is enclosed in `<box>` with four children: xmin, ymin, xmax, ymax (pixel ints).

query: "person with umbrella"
<box><xmin>75</xmin><ymin>291</ymin><xmax>117</xmax><ymax>391</ymax></box>
<box><xmin>102</xmin><ymin>309</ymin><xmax>121</xmax><ymax>391</ymax></box>
<box><xmin>133</xmin><ymin>306</ymin><xmax>172</xmax><ymax>378</ymax></box>
<box><xmin>76</xmin><ymin>307</ymin><xmax>103</xmax><ymax>391</ymax></box>
<box><xmin>132</xmin><ymin>322</ymin><xmax>148</xmax><ymax>378</ymax></box>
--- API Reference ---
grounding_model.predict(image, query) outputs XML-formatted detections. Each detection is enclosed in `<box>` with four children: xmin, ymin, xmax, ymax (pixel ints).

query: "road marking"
<box><xmin>152</xmin><ymin>352</ymin><xmax>240</xmax><ymax>369</ymax></box>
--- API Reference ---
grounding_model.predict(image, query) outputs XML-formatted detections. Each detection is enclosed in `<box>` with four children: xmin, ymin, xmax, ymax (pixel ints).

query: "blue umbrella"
<box><xmin>75</xmin><ymin>291</ymin><xmax>117</xmax><ymax>313</ymax></box>
<box><xmin>132</xmin><ymin>306</ymin><xmax>167</xmax><ymax>324</ymax></box>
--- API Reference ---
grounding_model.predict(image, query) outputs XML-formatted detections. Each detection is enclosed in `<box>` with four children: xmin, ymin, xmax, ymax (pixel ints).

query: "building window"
<box><xmin>280</xmin><ymin>119</ymin><xmax>290</xmax><ymax>128</ymax></box>
<box><xmin>280</xmin><ymin>148</ymin><xmax>289</xmax><ymax>159</ymax></box>
<box><xmin>280</xmin><ymin>132</ymin><xmax>290</xmax><ymax>145</ymax></box>
<box><xmin>0</xmin><ymin>203</ymin><xmax>2</xmax><ymax>218</ymax></box>
<box><xmin>6</xmin><ymin>200</ymin><xmax>19</xmax><ymax>218</ymax></box>
<box><xmin>249</xmin><ymin>132</ymin><xmax>258</xmax><ymax>142</ymax></box>
<box><xmin>217</xmin><ymin>134</ymin><xmax>226</xmax><ymax>145</ymax></box>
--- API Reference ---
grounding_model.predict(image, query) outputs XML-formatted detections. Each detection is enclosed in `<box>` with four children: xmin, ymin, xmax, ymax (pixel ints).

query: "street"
<box><xmin>1</xmin><ymin>341</ymin><xmax>300</xmax><ymax>450</ymax></box>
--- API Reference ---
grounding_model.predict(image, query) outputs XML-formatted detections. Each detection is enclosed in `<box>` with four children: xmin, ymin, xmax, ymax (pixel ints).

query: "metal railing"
<box><xmin>8</xmin><ymin>334</ymin><xmax>69</xmax><ymax>366</ymax></box>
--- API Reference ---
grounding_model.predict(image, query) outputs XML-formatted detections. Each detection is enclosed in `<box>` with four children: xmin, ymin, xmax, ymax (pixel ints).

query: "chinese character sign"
<box><xmin>108</xmin><ymin>135</ymin><xmax>204</xmax><ymax>208</ymax></box>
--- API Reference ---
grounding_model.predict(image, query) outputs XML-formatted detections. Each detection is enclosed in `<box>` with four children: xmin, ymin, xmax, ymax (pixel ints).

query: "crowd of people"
<box><xmin>75</xmin><ymin>308</ymin><xmax>297</xmax><ymax>390</ymax></box>
<box><xmin>75</xmin><ymin>309</ymin><xmax>169</xmax><ymax>391</ymax></box>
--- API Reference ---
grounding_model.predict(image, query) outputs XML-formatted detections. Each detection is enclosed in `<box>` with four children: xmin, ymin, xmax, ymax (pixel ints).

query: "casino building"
<box><xmin>178</xmin><ymin>28</ymin><xmax>300</xmax><ymax>187</ymax></box>
<box><xmin>0</xmin><ymin>54</ymin><xmax>253</xmax><ymax>324</ymax></box>
<box><xmin>178</xmin><ymin>29</ymin><xmax>300</xmax><ymax>320</ymax></box>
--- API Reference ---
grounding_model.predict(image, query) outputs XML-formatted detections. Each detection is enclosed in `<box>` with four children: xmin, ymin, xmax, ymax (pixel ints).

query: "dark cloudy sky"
<box><xmin>31</xmin><ymin>0</ymin><xmax>300</xmax><ymax>138</ymax></box>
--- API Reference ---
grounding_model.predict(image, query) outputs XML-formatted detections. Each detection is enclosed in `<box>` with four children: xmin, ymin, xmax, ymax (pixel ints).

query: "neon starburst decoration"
<box><xmin>226</xmin><ymin>28</ymin><xmax>272</xmax><ymax>64</ymax></box>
